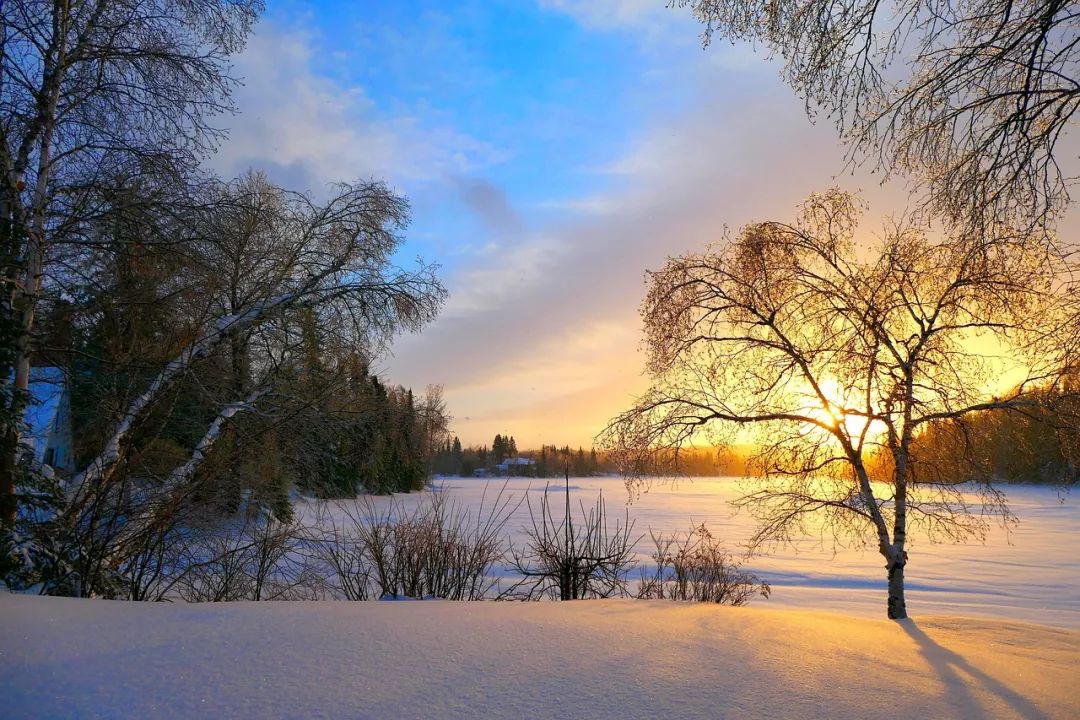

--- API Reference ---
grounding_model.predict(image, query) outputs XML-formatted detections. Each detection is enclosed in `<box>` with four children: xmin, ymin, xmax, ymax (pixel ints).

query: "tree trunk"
<box><xmin>0</xmin><ymin>195</ymin><xmax>16</xmax><ymax>527</ymax></box>
<box><xmin>887</xmin><ymin>557</ymin><xmax>907</xmax><ymax>619</ymax></box>
<box><xmin>1</xmin><ymin>237</ymin><xmax>42</xmax><ymax>528</ymax></box>
<box><xmin>0</xmin><ymin>427</ymin><xmax>16</xmax><ymax>527</ymax></box>
<box><xmin>1</xmin><ymin>5</ymin><xmax>68</xmax><ymax>525</ymax></box>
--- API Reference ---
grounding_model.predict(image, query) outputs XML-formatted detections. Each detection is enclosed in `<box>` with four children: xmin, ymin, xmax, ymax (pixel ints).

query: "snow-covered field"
<box><xmin>2</xmin><ymin>477</ymin><xmax>1077</xmax><ymax>719</ymax></box>
<box><xmin>2</xmin><ymin>594</ymin><xmax>1077</xmax><ymax>719</ymax></box>
<box><xmin>297</xmin><ymin>476</ymin><xmax>1080</xmax><ymax>628</ymax></box>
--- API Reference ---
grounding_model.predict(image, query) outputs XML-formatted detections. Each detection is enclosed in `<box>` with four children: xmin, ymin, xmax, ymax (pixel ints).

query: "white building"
<box><xmin>23</xmin><ymin>367</ymin><xmax>75</xmax><ymax>474</ymax></box>
<box><xmin>495</xmin><ymin>457</ymin><xmax>535</xmax><ymax>476</ymax></box>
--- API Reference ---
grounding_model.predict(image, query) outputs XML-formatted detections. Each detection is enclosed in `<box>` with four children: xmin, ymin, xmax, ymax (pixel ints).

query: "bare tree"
<box><xmin>602</xmin><ymin>189</ymin><xmax>1074</xmax><ymax>619</ymax></box>
<box><xmin>503</xmin><ymin>479</ymin><xmax>641</xmax><ymax>601</ymax></box>
<box><xmin>417</xmin><ymin>384</ymin><xmax>451</xmax><ymax>471</ymax></box>
<box><xmin>1</xmin><ymin>0</ymin><xmax>263</xmax><ymax>525</ymax></box>
<box><xmin>677</xmin><ymin>0</ymin><xmax>1079</xmax><ymax>238</ymax></box>
<box><xmin>637</xmin><ymin>523</ymin><xmax>770</xmax><ymax>605</ymax></box>
<box><xmin>9</xmin><ymin>175</ymin><xmax>445</xmax><ymax>596</ymax></box>
<box><xmin>71</xmin><ymin>178</ymin><xmax>442</xmax><ymax>492</ymax></box>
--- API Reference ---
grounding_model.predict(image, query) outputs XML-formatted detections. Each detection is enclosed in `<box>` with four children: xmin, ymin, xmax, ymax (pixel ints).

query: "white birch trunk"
<box><xmin>163</xmin><ymin>385</ymin><xmax>271</xmax><ymax>491</ymax></box>
<box><xmin>70</xmin><ymin>293</ymin><xmax>297</xmax><ymax>494</ymax></box>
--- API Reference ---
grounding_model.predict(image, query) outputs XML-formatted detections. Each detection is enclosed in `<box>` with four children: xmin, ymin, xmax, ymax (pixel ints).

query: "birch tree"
<box><xmin>677</xmin><ymin>0</ymin><xmax>1079</xmax><ymax>238</ymax></box>
<box><xmin>68</xmin><ymin>177</ymin><xmax>444</xmax><ymax>507</ymax></box>
<box><xmin>0</xmin><ymin>0</ymin><xmax>262</xmax><ymax>525</ymax></box>
<box><xmin>0</xmin><ymin>173</ymin><xmax>444</xmax><ymax>596</ymax></box>
<box><xmin>602</xmin><ymin>189</ymin><xmax>1074</xmax><ymax>619</ymax></box>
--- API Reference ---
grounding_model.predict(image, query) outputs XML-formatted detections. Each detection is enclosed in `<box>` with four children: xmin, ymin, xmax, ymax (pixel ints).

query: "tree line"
<box><xmin>866</xmin><ymin>380</ymin><xmax>1080</xmax><ymax>487</ymax></box>
<box><xmin>430</xmin><ymin>434</ymin><xmax>749</xmax><ymax>478</ymax></box>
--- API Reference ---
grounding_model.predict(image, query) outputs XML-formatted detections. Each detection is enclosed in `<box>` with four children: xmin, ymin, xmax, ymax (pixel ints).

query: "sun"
<box><xmin>799</xmin><ymin>377</ymin><xmax>880</xmax><ymax>442</ymax></box>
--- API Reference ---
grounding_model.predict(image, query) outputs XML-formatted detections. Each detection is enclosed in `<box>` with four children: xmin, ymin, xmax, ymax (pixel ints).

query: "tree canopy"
<box><xmin>603</xmin><ymin>189</ymin><xmax>1076</xmax><ymax>617</ymax></box>
<box><xmin>679</xmin><ymin>0</ymin><xmax>1079</xmax><ymax>237</ymax></box>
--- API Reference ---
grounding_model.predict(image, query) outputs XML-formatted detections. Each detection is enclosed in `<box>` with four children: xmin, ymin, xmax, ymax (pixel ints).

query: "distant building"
<box><xmin>23</xmin><ymin>367</ymin><xmax>75</xmax><ymax>474</ymax></box>
<box><xmin>495</xmin><ymin>457</ymin><xmax>535</xmax><ymax>476</ymax></box>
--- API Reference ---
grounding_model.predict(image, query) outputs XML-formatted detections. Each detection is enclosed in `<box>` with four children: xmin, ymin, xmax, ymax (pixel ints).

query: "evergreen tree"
<box><xmin>573</xmin><ymin>447</ymin><xmax>587</xmax><ymax>476</ymax></box>
<box><xmin>492</xmin><ymin>434</ymin><xmax>507</xmax><ymax>464</ymax></box>
<box><xmin>452</xmin><ymin>436</ymin><xmax>463</xmax><ymax>474</ymax></box>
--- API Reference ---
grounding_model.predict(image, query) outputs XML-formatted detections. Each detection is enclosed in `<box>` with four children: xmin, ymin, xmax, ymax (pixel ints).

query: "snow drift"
<box><xmin>1</xmin><ymin>594</ymin><xmax>1076</xmax><ymax>719</ymax></box>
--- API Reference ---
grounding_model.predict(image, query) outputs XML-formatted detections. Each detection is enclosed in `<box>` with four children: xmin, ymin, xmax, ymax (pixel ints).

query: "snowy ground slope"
<box><xmin>2</xmin><ymin>594</ymin><xmax>1078</xmax><ymax>720</ymax></box>
<box><xmin>298</xmin><ymin>476</ymin><xmax>1080</xmax><ymax>628</ymax></box>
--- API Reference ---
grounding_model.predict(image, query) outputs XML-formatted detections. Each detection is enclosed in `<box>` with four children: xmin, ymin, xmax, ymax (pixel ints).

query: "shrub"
<box><xmin>310</xmin><ymin>485</ymin><xmax>514</xmax><ymax>601</ymax></box>
<box><xmin>503</xmin><ymin>484</ymin><xmax>641</xmax><ymax>600</ymax></box>
<box><xmin>176</xmin><ymin>513</ymin><xmax>315</xmax><ymax>602</ymax></box>
<box><xmin>637</xmin><ymin>523</ymin><xmax>769</xmax><ymax>605</ymax></box>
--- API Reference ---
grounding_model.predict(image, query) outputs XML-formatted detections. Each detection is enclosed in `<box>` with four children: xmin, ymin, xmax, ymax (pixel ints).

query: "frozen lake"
<box><xmin>297</xmin><ymin>476</ymin><xmax>1080</xmax><ymax>627</ymax></box>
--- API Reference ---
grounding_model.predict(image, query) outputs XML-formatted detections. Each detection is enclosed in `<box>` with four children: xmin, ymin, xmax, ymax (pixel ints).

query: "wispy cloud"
<box><xmin>455</xmin><ymin>177</ymin><xmax>524</xmax><ymax>237</ymax></box>
<box><xmin>210</xmin><ymin>22</ymin><xmax>501</xmax><ymax>190</ymax></box>
<box><xmin>387</xmin><ymin>69</ymin><xmax>876</xmax><ymax>445</ymax></box>
<box><xmin>535</xmin><ymin>196</ymin><xmax>618</xmax><ymax>216</ymax></box>
<box><xmin>539</xmin><ymin>0</ymin><xmax>681</xmax><ymax>31</ymax></box>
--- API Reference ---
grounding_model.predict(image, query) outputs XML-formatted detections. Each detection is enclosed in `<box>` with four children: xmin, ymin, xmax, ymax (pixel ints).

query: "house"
<box><xmin>495</xmin><ymin>457</ymin><xmax>535</xmax><ymax>476</ymax></box>
<box><xmin>23</xmin><ymin>367</ymin><xmax>75</xmax><ymax>474</ymax></box>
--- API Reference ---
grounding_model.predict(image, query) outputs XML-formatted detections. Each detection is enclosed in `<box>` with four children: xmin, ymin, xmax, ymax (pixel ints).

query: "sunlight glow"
<box><xmin>796</xmin><ymin>377</ymin><xmax>881</xmax><ymax>445</ymax></box>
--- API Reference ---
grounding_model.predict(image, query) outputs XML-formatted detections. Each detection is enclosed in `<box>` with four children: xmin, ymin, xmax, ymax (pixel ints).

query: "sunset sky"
<box><xmin>209</xmin><ymin>0</ymin><xmax>1077</xmax><ymax>448</ymax></box>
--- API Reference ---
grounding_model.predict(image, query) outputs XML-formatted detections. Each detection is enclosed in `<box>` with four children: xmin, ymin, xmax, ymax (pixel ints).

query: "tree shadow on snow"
<box><xmin>899</xmin><ymin>620</ymin><xmax>1049</xmax><ymax>720</ymax></box>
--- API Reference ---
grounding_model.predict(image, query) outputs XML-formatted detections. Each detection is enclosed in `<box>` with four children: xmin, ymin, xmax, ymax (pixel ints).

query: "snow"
<box><xmin>297</xmin><ymin>476</ymin><xmax>1080</xmax><ymax>628</ymax></box>
<box><xmin>1</xmin><ymin>594</ymin><xmax>1077</xmax><ymax>719</ymax></box>
<box><xmin>3</xmin><ymin>476</ymin><xmax>1077</xmax><ymax>718</ymax></box>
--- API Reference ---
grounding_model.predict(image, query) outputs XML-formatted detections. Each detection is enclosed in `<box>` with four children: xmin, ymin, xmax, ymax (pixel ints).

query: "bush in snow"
<box><xmin>353</xmin><ymin>488</ymin><xmax>514</xmax><ymax>600</ymax></box>
<box><xmin>300</xmin><ymin>486</ymin><xmax>515</xmax><ymax>601</ymax></box>
<box><xmin>177</xmin><ymin>513</ymin><xmax>316</xmax><ymax>602</ymax></box>
<box><xmin>636</xmin><ymin>524</ymin><xmax>769</xmax><ymax>605</ymax></box>
<box><xmin>502</xmin><ymin>484</ymin><xmax>641</xmax><ymax>600</ymax></box>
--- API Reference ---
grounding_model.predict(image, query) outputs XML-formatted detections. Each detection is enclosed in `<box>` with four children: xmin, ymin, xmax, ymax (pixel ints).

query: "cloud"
<box><xmin>455</xmin><ymin>177</ymin><xmax>524</xmax><ymax>237</ymax></box>
<box><xmin>536</xmin><ymin>195</ymin><xmax>617</xmax><ymax>216</ymax></box>
<box><xmin>539</xmin><ymin>0</ymin><xmax>676</xmax><ymax>29</ymax></box>
<box><xmin>438</xmin><ymin>234</ymin><xmax>566</xmax><ymax>319</ymax></box>
<box><xmin>538</xmin><ymin>0</ymin><xmax>706</xmax><ymax>50</ymax></box>
<box><xmin>386</xmin><ymin>60</ymin><xmax>884</xmax><ymax>446</ymax></box>
<box><xmin>209</xmin><ymin>23</ymin><xmax>500</xmax><ymax>190</ymax></box>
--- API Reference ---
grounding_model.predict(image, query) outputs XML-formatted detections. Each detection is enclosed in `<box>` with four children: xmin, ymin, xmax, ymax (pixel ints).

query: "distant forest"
<box><xmin>431</xmin><ymin>379</ymin><xmax>1080</xmax><ymax>484</ymax></box>
<box><xmin>866</xmin><ymin>383</ymin><xmax>1080</xmax><ymax>486</ymax></box>
<box><xmin>429</xmin><ymin>433</ymin><xmax>750</xmax><ymax>478</ymax></box>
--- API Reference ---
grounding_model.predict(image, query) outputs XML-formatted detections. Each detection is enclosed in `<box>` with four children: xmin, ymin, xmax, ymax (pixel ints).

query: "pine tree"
<box><xmin>574</xmin><ymin>447</ymin><xmax>587</xmax><ymax>476</ymax></box>
<box><xmin>452</xmin><ymin>436</ymin><xmax>463</xmax><ymax>475</ymax></box>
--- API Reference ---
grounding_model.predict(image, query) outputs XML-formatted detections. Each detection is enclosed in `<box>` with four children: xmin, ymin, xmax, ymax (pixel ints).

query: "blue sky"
<box><xmin>211</xmin><ymin>0</ymin><xmax>905</xmax><ymax>447</ymax></box>
<box><xmin>229</xmin><ymin>0</ymin><xmax>702</xmax><ymax>270</ymax></box>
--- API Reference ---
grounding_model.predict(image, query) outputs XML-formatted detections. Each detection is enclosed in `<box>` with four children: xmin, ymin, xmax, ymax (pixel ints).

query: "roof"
<box><xmin>497</xmin><ymin>457</ymin><xmax>534</xmax><ymax>466</ymax></box>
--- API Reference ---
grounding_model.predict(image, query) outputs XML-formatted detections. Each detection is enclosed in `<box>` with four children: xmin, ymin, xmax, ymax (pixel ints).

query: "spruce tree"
<box><xmin>452</xmin><ymin>436</ymin><xmax>463</xmax><ymax>475</ymax></box>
